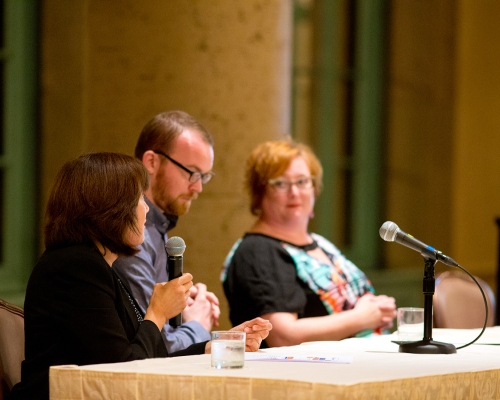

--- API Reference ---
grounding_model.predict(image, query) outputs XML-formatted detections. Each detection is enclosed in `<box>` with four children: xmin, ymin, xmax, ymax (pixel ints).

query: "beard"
<box><xmin>151</xmin><ymin>168</ymin><xmax>198</xmax><ymax>216</ymax></box>
<box><xmin>163</xmin><ymin>195</ymin><xmax>194</xmax><ymax>216</ymax></box>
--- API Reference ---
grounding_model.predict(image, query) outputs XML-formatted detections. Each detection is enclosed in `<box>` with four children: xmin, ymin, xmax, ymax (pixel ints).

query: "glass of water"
<box><xmin>210</xmin><ymin>331</ymin><xmax>246</xmax><ymax>369</ymax></box>
<box><xmin>397</xmin><ymin>307</ymin><xmax>424</xmax><ymax>342</ymax></box>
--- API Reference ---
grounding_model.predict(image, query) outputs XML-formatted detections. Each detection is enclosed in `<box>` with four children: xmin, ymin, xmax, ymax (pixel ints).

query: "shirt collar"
<box><xmin>144</xmin><ymin>196</ymin><xmax>178</xmax><ymax>235</ymax></box>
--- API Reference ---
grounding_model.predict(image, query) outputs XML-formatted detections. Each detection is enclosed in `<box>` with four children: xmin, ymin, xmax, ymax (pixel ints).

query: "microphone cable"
<box><xmin>441</xmin><ymin>263</ymin><xmax>488</xmax><ymax>350</ymax></box>
<box><xmin>380</xmin><ymin>221</ymin><xmax>489</xmax><ymax>349</ymax></box>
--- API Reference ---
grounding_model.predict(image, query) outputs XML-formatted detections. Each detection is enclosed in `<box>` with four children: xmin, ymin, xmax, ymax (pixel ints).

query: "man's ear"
<box><xmin>141</xmin><ymin>150</ymin><xmax>158</xmax><ymax>175</ymax></box>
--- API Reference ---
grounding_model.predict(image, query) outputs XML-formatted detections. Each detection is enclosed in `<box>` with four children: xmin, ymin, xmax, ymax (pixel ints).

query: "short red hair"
<box><xmin>245</xmin><ymin>139</ymin><xmax>323</xmax><ymax>215</ymax></box>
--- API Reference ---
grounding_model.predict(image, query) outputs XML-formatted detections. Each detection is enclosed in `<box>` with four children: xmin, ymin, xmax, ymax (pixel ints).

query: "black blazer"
<box><xmin>11</xmin><ymin>243</ymin><xmax>206</xmax><ymax>400</ymax></box>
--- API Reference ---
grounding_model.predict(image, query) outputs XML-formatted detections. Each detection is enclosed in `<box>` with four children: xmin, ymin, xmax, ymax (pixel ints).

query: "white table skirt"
<box><xmin>50</xmin><ymin>328</ymin><xmax>500</xmax><ymax>400</ymax></box>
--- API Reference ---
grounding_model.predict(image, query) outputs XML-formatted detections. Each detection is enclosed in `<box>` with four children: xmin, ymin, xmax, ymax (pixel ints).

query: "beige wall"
<box><xmin>41</xmin><ymin>1</ymin><xmax>500</xmax><ymax>326</ymax></box>
<box><xmin>451</xmin><ymin>2</ymin><xmax>500</xmax><ymax>280</ymax></box>
<box><xmin>384</xmin><ymin>0</ymin><xmax>455</xmax><ymax>271</ymax></box>
<box><xmin>41</xmin><ymin>0</ymin><xmax>292</xmax><ymax>329</ymax></box>
<box><xmin>384</xmin><ymin>1</ymin><xmax>500</xmax><ymax>291</ymax></box>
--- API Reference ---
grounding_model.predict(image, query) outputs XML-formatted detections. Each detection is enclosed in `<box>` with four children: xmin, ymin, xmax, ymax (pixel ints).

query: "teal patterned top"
<box><xmin>222</xmin><ymin>233</ymin><xmax>377</xmax><ymax>337</ymax></box>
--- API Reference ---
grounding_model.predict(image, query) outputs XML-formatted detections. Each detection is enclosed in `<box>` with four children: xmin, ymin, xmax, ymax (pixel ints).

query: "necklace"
<box><xmin>116</xmin><ymin>276</ymin><xmax>144</xmax><ymax>323</ymax></box>
<box><xmin>300</xmin><ymin>240</ymin><xmax>318</xmax><ymax>251</ymax></box>
<box><xmin>246</xmin><ymin>232</ymin><xmax>318</xmax><ymax>251</ymax></box>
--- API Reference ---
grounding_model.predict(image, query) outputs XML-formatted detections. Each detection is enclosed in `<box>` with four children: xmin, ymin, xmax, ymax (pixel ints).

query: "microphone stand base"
<box><xmin>399</xmin><ymin>340</ymin><xmax>457</xmax><ymax>354</ymax></box>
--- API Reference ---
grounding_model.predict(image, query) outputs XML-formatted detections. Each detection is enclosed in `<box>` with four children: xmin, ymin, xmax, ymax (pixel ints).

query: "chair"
<box><xmin>433</xmin><ymin>271</ymin><xmax>496</xmax><ymax>328</ymax></box>
<box><xmin>0</xmin><ymin>299</ymin><xmax>24</xmax><ymax>400</ymax></box>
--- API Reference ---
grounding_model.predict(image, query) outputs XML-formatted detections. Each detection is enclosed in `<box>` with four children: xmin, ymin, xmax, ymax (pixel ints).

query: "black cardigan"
<box><xmin>11</xmin><ymin>243</ymin><xmax>206</xmax><ymax>400</ymax></box>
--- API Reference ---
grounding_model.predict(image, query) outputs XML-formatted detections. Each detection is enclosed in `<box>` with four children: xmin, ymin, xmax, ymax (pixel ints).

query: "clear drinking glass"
<box><xmin>211</xmin><ymin>331</ymin><xmax>246</xmax><ymax>369</ymax></box>
<box><xmin>397</xmin><ymin>307</ymin><xmax>424</xmax><ymax>342</ymax></box>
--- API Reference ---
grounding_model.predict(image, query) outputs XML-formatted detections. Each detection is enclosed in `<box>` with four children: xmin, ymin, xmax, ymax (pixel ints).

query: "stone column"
<box><xmin>41</xmin><ymin>0</ymin><xmax>293</xmax><ymax>328</ymax></box>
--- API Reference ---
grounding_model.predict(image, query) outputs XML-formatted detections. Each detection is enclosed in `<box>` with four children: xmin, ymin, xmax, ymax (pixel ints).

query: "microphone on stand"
<box><xmin>165</xmin><ymin>236</ymin><xmax>186</xmax><ymax>328</ymax></box>
<box><xmin>379</xmin><ymin>221</ymin><xmax>457</xmax><ymax>354</ymax></box>
<box><xmin>380</xmin><ymin>221</ymin><xmax>488</xmax><ymax>353</ymax></box>
<box><xmin>379</xmin><ymin>221</ymin><xmax>458</xmax><ymax>267</ymax></box>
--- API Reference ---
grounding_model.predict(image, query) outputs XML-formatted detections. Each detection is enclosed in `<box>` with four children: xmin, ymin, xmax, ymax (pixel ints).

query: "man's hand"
<box><xmin>183</xmin><ymin>283</ymin><xmax>220</xmax><ymax>331</ymax></box>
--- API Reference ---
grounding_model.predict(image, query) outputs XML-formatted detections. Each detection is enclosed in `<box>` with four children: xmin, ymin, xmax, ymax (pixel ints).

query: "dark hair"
<box><xmin>134</xmin><ymin>110</ymin><xmax>214</xmax><ymax>160</ymax></box>
<box><xmin>45</xmin><ymin>152</ymin><xmax>150</xmax><ymax>256</ymax></box>
<box><xmin>245</xmin><ymin>139</ymin><xmax>323</xmax><ymax>215</ymax></box>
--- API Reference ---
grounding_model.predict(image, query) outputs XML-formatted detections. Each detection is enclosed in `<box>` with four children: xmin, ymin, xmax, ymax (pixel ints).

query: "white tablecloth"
<box><xmin>50</xmin><ymin>328</ymin><xmax>500</xmax><ymax>399</ymax></box>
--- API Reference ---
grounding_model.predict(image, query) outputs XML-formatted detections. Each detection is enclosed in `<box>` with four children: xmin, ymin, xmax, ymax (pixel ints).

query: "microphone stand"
<box><xmin>399</xmin><ymin>257</ymin><xmax>456</xmax><ymax>354</ymax></box>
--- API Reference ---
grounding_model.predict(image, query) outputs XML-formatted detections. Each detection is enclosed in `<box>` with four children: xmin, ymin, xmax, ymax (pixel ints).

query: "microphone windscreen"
<box><xmin>379</xmin><ymin>221</ymin><xmax>399</xmax><ymax>242</ymax></box>
<box><xmin>165</xmin><ymin>236</ymin><xmax>186</xmax><ymax>256</ymax></box>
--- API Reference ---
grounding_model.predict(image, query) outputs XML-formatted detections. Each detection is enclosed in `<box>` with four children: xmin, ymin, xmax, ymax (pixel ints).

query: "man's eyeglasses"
<box><xmin>268</xmin><ymin>177</ymin><xmax>315</xmax><ymax>192</ymax></box>
<box><xmin>152</xmin><ymin>150</ymin><xmax>215</xmax><ymax>184</ymax></box>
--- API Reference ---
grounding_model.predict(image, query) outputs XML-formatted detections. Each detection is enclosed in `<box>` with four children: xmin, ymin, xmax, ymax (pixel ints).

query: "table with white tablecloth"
<box><xmin>49</xmin><ymin>328</ymin><xmax>500</xmax><ymax>399</ymax></box>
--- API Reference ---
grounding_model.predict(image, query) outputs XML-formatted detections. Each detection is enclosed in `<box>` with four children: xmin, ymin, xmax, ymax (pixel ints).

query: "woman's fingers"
<box><xmin>229</xmin><ymin>318</ymin><xmax>273</xmax><ymax>351</ymax></box>
<box><xmin>145</xmin><ymin>273</ymin><xmax>194</xmax><ymax>329</ymax></box>
<box><xmin>176</xmin><ymin>273</ymin><xmax>193</xmax><ymax>297</ymax></box>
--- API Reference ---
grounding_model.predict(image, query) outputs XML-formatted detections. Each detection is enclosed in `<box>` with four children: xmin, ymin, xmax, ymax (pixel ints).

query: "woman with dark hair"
<box><xmin>11</xmin><ymin>153</ymin><xmax>271</xmax><ymax>399</ymax></box>
<box><xmin>222</xmin><ymin>139</ymin><xmax>395</xmax><ymax>347</ymax></box>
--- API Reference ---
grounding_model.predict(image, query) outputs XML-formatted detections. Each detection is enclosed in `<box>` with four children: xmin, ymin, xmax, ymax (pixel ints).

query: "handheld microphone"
<box><xmin>379</xmin><ymin>221</ymin><xmax>459</xmax><ymax>267</ymax></box>
<box><xmin>165</xmin><ymin>236</ymin><xmax>186</xmax><ymax>327</ymax></box>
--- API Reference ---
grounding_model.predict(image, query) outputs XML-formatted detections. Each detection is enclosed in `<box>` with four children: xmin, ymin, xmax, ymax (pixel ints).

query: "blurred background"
<box><xmin>1</xmin><ymin>0</ymin><xmax>500</xmax><ymax>330</ymax></box>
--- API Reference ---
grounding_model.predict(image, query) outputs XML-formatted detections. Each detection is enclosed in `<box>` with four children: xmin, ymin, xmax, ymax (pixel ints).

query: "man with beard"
<box><xmin>113</xmin><ymin>111</ymin><xmax>220</xmax><ymax>352</ymax></box>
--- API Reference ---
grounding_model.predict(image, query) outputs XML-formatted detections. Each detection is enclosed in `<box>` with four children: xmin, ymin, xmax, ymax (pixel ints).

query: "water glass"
<box><xmin>397</xmin><ymin>307</ymin><xmax>424</xmax><ymax>342</ymax></box>
<box><xmin>211</xmin><ymin>331</ymin><xmax>246</xmax><ymax>369</ymax></box>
